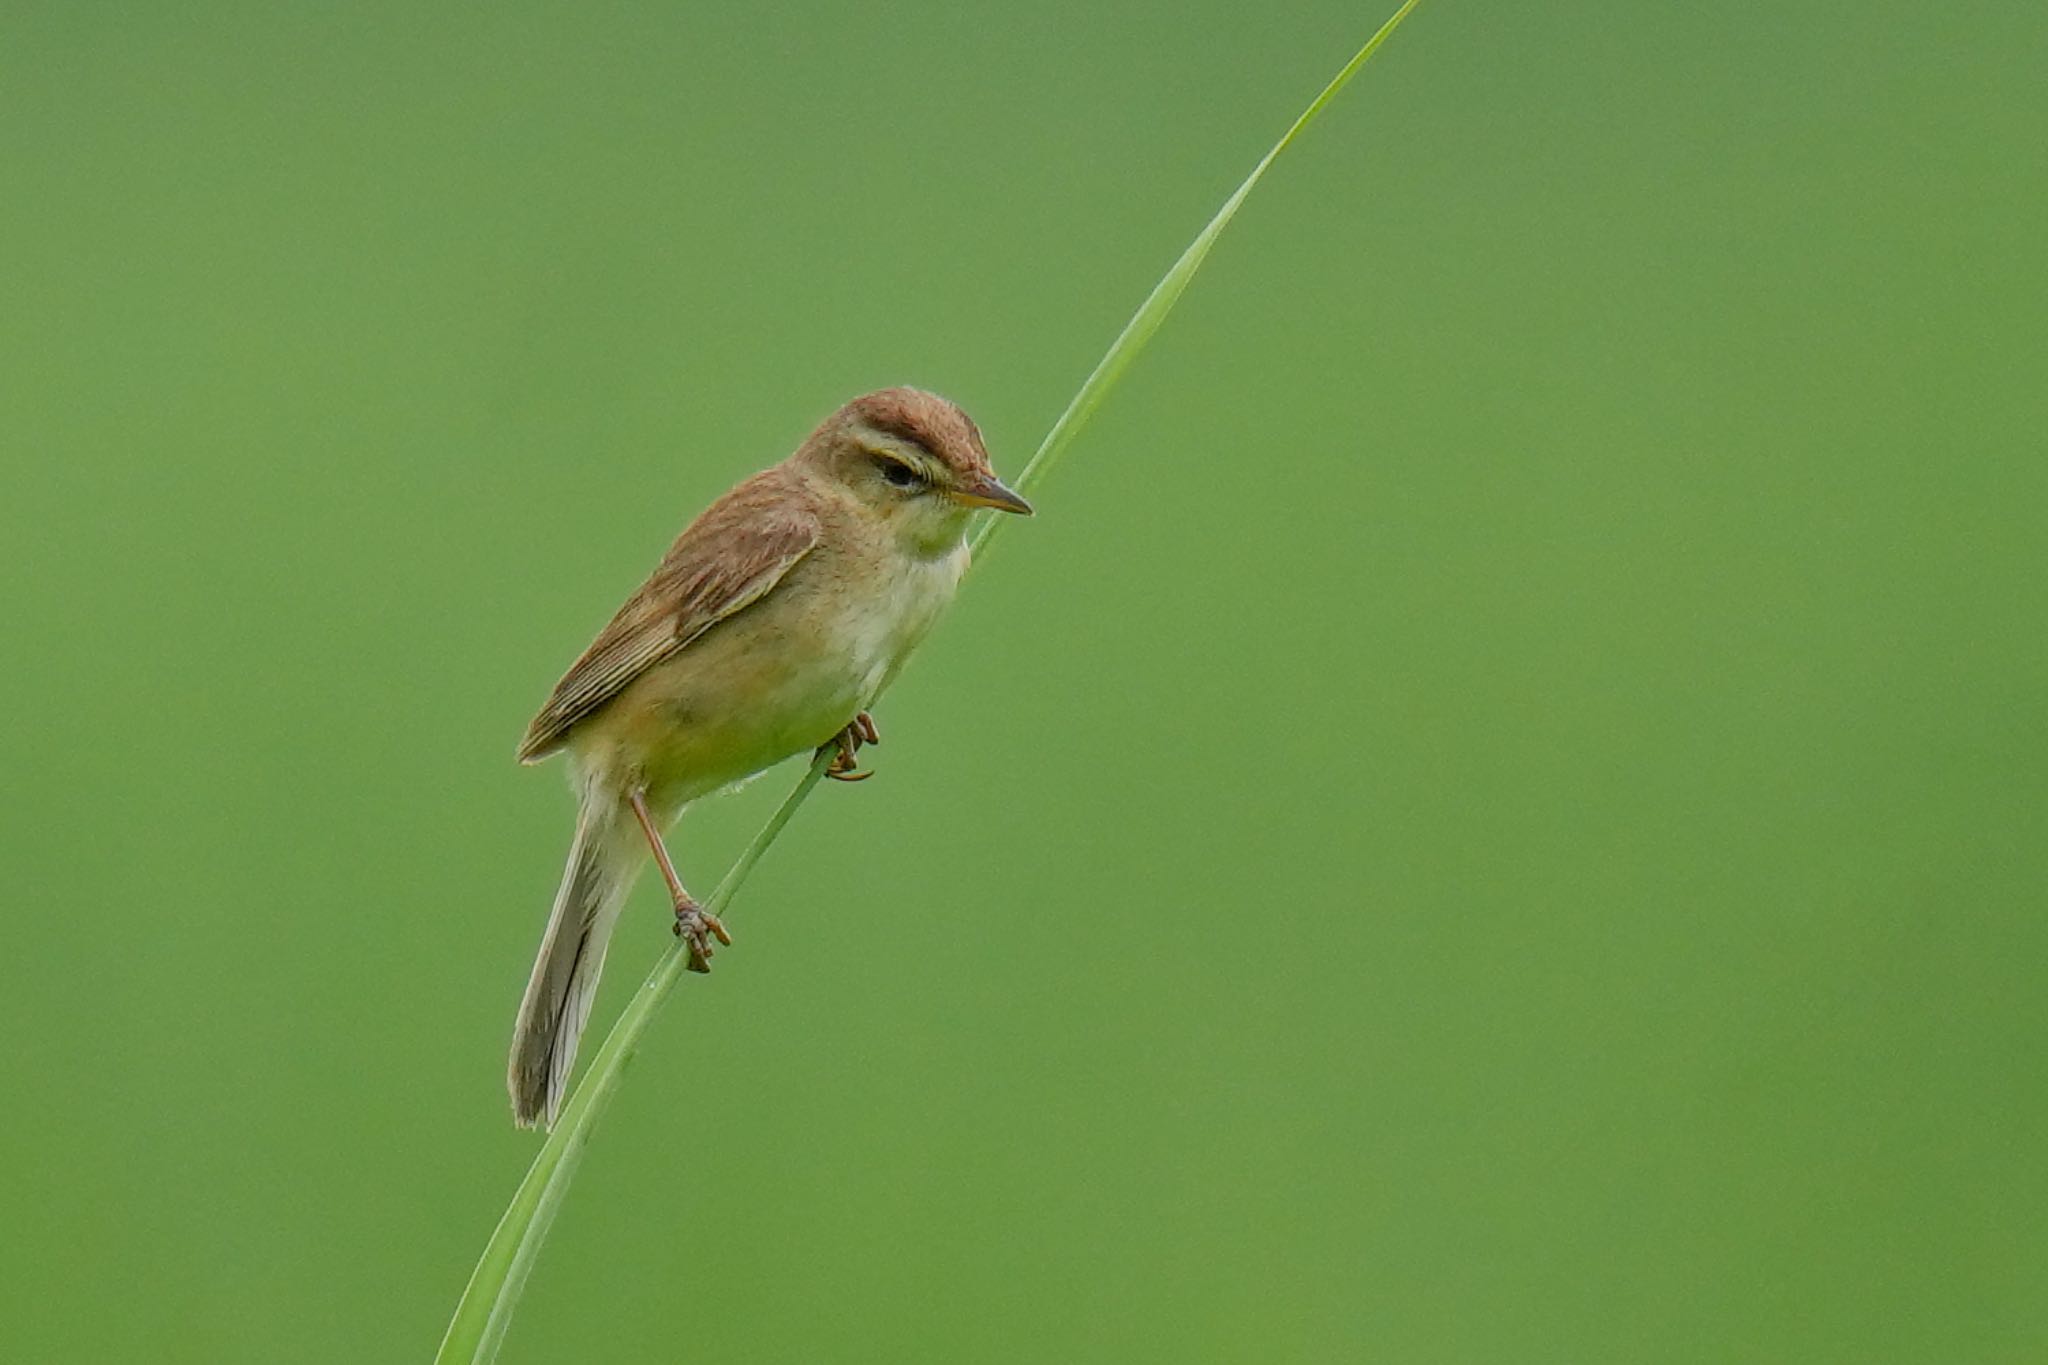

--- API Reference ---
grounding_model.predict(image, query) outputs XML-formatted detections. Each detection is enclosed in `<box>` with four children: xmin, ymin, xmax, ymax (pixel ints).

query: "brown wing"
<box><xmin>517</xmin><ymin>471</ymin><xmax>820</xmax><ymax>762</ymax></box>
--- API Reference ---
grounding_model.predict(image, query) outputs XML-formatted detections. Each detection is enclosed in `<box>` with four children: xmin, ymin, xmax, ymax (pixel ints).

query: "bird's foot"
<box><xmin>672</xmin><ymin>897</ymin><xmax>733</xmax><ymax>973</ymax></box>
<box><xmin>821</xmin><ymin>711</ymin><xmax>880</xmax><ymax>782</ymax></box>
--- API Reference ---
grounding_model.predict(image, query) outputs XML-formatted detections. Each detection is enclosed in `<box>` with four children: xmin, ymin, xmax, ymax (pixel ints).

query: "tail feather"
<box><xmin>508</xmin><ymin>801</ymin><xmax>639</xmax><ymax>1129</ymax></box>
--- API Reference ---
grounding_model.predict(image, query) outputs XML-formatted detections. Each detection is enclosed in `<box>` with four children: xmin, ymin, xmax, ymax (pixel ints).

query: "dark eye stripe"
<box><xmin>874</xmin><ymin>454</ymin><xmax>924</xmax><ymax>488</ymax></box>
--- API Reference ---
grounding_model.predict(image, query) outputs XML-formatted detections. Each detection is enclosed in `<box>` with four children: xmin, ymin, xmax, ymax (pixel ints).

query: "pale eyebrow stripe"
<box><xmin>854</xmin><ymin>425</ymin><xmax>945</xmax><ymax>479</ymax></box>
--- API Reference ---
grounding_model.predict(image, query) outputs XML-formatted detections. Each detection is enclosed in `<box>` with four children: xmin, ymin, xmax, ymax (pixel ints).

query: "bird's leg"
<box><xmin>819</xmin><ymin>710</ymin><xmax>880</xmax><ymax>782</ymax></box>
<box><xmin>628</xmin><ymin>788</ymin><xmax>731</xmax><ymax>973</ymax></box>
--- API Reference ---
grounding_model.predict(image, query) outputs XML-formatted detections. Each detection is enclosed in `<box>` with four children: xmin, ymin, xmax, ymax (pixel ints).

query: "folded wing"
<box><xmin>517</xmin><ymin>472</ymin><xmax>820</xmax><ymax>763</ymax></box>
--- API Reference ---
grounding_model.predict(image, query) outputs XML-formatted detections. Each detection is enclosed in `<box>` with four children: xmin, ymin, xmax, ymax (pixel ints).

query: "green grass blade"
<box><xmin>436</xmin><ymin>5</ymin><xmax>1424</xmax><ymax>1359</ymax></box>
<box><xmin>971</xmin><ymin>0</ymin><xmax>1425</xmax><ymax>556</ymax></box>
<box><xmin>436</xmin><ymin>755</ymin><xmax>831</xmax><ymax>1364</ymax></box>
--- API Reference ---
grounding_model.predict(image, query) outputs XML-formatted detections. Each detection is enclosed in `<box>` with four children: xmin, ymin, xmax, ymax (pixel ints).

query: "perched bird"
<box><xmin>507</xmin><ymin>387</ymin><xmax>1032</xmax><ymax>1128</ymax></box>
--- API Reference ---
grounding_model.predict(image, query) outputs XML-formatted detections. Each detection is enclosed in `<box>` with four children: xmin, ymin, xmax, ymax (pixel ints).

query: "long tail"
<box><xmin>507</xmin><ymin>798</ymin><xmax>641</xmax><ymax>1129</ymax></box>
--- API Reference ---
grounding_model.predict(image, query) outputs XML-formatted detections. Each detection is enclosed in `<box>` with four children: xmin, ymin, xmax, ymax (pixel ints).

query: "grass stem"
<box><xmin>436</xmin><ymin>5</ymin><xmax>1424</xmax><ymax>1358</ymax></box>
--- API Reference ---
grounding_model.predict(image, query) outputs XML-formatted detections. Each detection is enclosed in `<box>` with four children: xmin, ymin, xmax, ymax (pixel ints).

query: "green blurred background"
<box><xmin>4</xmin><ymin>2</ymin><xmax>2044</xmax><ymax>1360</ymax></box>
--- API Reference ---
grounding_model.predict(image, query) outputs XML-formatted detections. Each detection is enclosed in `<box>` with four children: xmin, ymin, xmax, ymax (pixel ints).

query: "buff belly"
<box><xmin>566</xmin><ymin>543</ymin><xmax>965</xmax><ymax>814</ymax></box>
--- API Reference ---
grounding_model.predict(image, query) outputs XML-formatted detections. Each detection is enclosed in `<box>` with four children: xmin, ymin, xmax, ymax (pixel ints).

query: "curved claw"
<box><xmin>818</xmin><ymin>712</ymin><xmax>881</xmax><ymax>783</ymax></box>
<box><xmin>673</xmin><ymin>901</ymin><xmax>730</xmax><ymax>973</ymax></box>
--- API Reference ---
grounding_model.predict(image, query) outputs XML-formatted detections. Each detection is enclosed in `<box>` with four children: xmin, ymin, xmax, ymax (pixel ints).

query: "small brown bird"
<box><xmin>507</xmin><ymin>387</ymin><xmax>1031</xmax><ymax>1128</ymax></box>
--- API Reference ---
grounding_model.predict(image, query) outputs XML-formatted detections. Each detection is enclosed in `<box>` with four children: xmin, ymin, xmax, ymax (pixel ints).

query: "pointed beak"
<box><xmin>949</xmin><ymin>473</ymin><xmax>1034</xmax><ymax>516</ymax></box>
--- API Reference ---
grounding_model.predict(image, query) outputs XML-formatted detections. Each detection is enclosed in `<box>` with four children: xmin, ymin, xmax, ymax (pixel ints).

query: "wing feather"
<box><xmin>517</xmin><ymin>472</ymin><xmax>820</xmax><ymax>762</ymax></box>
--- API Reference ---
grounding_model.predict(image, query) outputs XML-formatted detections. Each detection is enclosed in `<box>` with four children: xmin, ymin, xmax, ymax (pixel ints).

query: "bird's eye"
<box><xmin>876</xmin><ymin>457</ymin><xmax>922</xmax><ymax>489</ymax></box>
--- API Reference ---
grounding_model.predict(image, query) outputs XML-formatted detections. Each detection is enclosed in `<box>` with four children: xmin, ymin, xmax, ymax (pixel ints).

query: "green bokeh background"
<box><xmin>4</xmin><ymin>2</ymin><xmax>2043</xmax><ymax>1360</ymax></box>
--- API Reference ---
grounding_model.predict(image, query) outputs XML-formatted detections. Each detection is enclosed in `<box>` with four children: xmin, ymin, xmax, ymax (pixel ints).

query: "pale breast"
<box><xmin>578</xmin><ymin>540</ymin><xmax>967</xmax><ymax>809</ymax></box>
<box><xmin>830</xmin><ymin>543</ymin><xmax>969</xmax><ymax>704</ymax></box>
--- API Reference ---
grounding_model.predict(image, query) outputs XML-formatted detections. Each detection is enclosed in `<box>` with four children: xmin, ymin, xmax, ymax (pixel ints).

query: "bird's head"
<box><xmin>797</xmin><ymin>387</ymin><xmax>1031</xmax><ymax>553</ymax></box>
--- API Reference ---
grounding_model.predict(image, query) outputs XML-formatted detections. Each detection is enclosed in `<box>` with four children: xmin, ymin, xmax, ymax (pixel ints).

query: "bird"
<box><xmin>506</xmin><ymin>387</ymin><xmax>1032</xmax><ymax>1128</ymax></box>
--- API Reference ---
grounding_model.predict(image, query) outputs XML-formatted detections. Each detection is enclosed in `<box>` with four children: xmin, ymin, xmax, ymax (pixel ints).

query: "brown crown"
<box><xmin>832</xmin><ymin>386</ymin><xmax>991</xmax><ymax>478</ymax></box>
